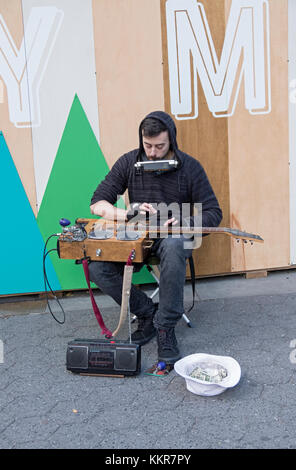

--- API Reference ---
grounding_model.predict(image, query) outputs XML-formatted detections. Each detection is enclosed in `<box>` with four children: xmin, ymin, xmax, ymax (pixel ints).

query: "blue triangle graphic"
<box><xmin>0</xmin><ymin>132</ymin><xmax>61</xmax><ymax>295</ymax></box>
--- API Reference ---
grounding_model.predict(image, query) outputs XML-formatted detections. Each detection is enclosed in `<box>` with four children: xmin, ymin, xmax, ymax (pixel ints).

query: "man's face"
<box><xmin>142</xmin><ymin>130</ymin><xmax>170</xmax><ymax>160</ymax></box>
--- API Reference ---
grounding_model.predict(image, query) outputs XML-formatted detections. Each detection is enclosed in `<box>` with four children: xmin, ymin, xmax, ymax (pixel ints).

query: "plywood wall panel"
<box><xmin>228</xmin><ymin>0</ymin><xmax>290</xmax><ymax>271</ymax></box>
<box><xmin>161</xmin><ymin>0</ymin><xmax>232</xmax><ymax>276</ymax></box>
<box><xmin>92</xmin><ymin>0</ymin><xmax>165</xmax><ymax>168</ymax></box>
<box><xmin>161</xmin><ymin>0</ymin><xmax>291</xmax><ymax>275</ymax></box>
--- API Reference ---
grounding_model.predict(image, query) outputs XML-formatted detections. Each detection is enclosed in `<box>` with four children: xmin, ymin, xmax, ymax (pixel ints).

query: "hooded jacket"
<box><xmin>91</xmin><ymin>111</ymin><xmax>222</xmax><ymax>228</ymax></box>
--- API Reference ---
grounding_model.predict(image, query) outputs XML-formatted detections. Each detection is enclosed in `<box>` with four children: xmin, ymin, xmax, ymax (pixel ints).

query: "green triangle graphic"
<box><xmin>37</xmin><ymin>94</ymin><xmax>153</xmax><ymax>290</ymax></box>
<box><xmin>37</xmin><ymin>94</ymin><xmax>109</xmax><ymax>289</ymax></box>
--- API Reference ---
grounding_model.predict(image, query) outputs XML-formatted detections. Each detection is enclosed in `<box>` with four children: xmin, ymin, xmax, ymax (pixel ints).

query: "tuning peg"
<box><xmin>243</xmin><ymin>239</ymin><xmax>247</xmax><ymax>244</ymax></box>
<box><xmin>236</xmin><ymin>239</ymin><xmax>240</xmax><ymax>243</ymax></box>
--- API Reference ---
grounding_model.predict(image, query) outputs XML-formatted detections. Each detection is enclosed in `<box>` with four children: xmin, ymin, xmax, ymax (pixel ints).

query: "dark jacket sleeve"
<box><xmin>188</xmin><ymin>160</ymin><xmax>222</xmax><ymax>228</ymax></box>
<box><xmin>90</xmin><ymin>154</ymin><xmax>130</xmax><ymax>205</ymax></box>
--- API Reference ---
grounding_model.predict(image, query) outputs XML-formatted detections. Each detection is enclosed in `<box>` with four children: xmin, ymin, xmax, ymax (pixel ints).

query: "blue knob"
<box><xmin>59</xmin><ymin>218</ymin><xmax>71</xmax><ymax>227</ymax></box>
<box><xmin>157</xmin><ymin>361</ymin><xmax>166</xmax><ymax>371</ymax></box>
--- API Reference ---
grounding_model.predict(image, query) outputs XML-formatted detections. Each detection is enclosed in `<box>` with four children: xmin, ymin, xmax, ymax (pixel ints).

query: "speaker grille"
<box><xmin>114</xmin><ymin>347</ymin><xmax>137</xmax><ymax>371</ymax></box>
<box><xmin>67</xmin><ymin>345</ymin><xmax>89</xmax><ymax>369</ymax></box>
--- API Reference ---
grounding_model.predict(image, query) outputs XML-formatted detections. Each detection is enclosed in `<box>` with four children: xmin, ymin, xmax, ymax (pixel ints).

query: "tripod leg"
<box><xmin>182</xmin><ymin>313</ymin><xmax>193</xmax><ymax>328</ymax></box>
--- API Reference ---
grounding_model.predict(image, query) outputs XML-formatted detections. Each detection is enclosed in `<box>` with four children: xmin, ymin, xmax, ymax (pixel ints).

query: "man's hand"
<box><xmin>126</xmin><ymin>202</ymin><xmax>156</xmax><ymax>222</ymax></box>
<box><xmin>138</xmin><ymin>203</ymin><xmax>179</xmax><ymax>226</ymax></box>
<box><xmin>163</xmin><ymin>217</ymin><xmax>178</xmax><ymax>227</ymax></box>
<box><xmin>138</xmin><ymin>203</ymin><xmax>157</xmax><ymax>217</ymax></box>
<box><xmin>90</xmin><ymin>200</ymin><xmax>128</xmax><ymax>221</ymax></box>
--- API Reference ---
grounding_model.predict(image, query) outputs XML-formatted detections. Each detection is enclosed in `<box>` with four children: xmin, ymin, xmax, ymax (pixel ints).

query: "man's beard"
<box><xmin>148</xmin><ymin>150</ymin><xmax>172</xmax><ymax>161</ymax></box>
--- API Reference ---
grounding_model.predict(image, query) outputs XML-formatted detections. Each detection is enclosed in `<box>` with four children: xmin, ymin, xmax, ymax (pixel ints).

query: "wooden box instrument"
<box><xmin>57</xmin><ymin>217</ymin><xmax>263</xmax><ymax>264</ymax></box>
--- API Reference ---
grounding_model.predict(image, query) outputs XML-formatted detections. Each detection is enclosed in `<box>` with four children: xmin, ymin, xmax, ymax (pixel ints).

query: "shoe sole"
<box><xmin>158</xmin><ymin>352</ymin><xmax>181</xmax><ymax>365</ymax></box>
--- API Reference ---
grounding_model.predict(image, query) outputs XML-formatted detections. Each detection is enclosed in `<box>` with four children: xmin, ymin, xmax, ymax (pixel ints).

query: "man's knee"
<box><xmin>88</xmin><ymin>261</ymin><xmax>103</xmax><ymax>282</ymax></box>
<box><xmin>88</xmin><ymin>261</ymin><xmax>117</xmax><ymax>282</ymax></box>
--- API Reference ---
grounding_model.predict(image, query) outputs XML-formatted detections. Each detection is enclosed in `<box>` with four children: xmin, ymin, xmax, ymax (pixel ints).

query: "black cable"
<box><xmin>43</xmin><ymin>235</ymin><xmax>66</xmax><ymax>325</ymax></box>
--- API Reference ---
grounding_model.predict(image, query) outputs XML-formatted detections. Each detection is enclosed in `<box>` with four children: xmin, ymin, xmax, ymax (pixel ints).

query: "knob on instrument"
<box><xmin>59</xmin><ymin>218</ymin><xmax>71</xmax><ymax>227</ymax></box>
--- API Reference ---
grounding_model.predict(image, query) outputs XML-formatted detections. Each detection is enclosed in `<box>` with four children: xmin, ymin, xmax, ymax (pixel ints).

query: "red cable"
<box><xmin>82</xmin><ymin>259</ymin><xmax>113</xmax><ymax>338</ymax></box>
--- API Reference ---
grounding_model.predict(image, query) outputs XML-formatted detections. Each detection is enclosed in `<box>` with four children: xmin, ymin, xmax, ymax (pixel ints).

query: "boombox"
<box><xmin>66</xmin><ymin>338</ymin><xmax>141</xmax><ymax>376</ymax></box>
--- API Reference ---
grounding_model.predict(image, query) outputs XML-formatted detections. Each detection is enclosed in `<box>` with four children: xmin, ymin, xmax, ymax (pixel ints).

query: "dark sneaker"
<box><xmin>131</xmin><ymin>309</ymin><xmax>156</xmax><ymax>345</ymax></box>
<box><xmin>156</xmin><ymin>328</ymin><xmax>181</xmax><ymax>364</ymax></box>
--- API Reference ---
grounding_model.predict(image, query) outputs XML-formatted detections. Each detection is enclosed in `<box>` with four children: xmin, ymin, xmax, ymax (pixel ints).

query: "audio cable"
<box><xmin>43</xmin><ymin>234</ymin><xmax>66</xmax><ymax>324</ymax></box>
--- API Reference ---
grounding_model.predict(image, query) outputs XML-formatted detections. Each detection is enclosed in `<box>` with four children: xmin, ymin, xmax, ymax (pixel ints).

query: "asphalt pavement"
<box><xmin>1</xmin><ymin>269</ymin><xmax>296</xmax><ymax>450</ymax></box>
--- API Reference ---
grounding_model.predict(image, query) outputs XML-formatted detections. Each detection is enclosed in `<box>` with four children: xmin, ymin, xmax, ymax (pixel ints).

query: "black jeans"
<box><xmin>88</xmin><ymin>236</ymin><xmax>192</xmax><ymax>329</ymax></box>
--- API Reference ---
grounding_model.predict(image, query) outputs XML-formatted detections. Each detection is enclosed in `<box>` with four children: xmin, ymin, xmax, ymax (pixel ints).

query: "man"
<box><xmin>89</xmin><ymin>111</ymin><xmax>222</xmax><ymax>365</ymax></box>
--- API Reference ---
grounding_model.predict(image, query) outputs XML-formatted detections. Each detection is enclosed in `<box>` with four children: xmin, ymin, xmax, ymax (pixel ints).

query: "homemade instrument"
<box><xmin>57</xmin><ymin>218</ymin><xmax>263</xmax><ymax>346</ymax></box>
<box><xmin>57</xmin><ymin>217</ymin><xmax>264</xmax><ymax>264</ymax></box>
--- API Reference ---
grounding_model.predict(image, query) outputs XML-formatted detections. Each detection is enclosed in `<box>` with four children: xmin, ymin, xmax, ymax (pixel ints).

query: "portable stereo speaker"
<box><xmin>66</xmin><ymin>338</ymin><xmax>141</xmax><ymax>376</ymax></box>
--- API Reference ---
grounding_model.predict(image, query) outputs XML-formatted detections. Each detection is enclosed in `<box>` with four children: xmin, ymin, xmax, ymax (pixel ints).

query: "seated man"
<box><xmin>89</xmin><ymin>111</ymin><xmax>222</xmax><ymax>365</ymax></box>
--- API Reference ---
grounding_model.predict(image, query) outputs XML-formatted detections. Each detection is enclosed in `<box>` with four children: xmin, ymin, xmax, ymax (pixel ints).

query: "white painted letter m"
<box><xmin>166</xmin><ymin>0</ymin><xmax>271</xmax><ymax>119</ymax></box>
